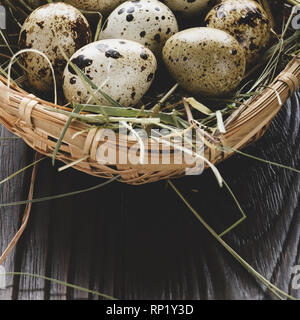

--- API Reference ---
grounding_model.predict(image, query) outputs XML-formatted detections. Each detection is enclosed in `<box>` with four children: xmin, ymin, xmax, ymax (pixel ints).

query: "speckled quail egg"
<box><xmin>19</xmin><ymin>2</ymin><xmax>92</xmax><ymax>92</ymax></box>
<box><xmin>163</xmin><ymin>27</ymin><xmax>246</xmax><ymax>97</ymax></box>
<box><xmin>63</xmin><ymin>0</ymin><xmax>127</xmax><ymax>16</ymax></box>
<box><xmin>99</xmin><ymin>0</ymin><xmax>179</xmax><ymax>58</ymax></box>
<box><xmin>63</xmin><ymin>39</ymin><xmax>157</xmax><ymax>107</ymax></box>
<box><xmin>205</xmin><ymin>0</ymin><xmax>271</xmax><ymax>65</ymax></box>
<box><xmin>160</xmin><ymin>0</ymin><xmax>213</xmax><ymax>16</ymax></box>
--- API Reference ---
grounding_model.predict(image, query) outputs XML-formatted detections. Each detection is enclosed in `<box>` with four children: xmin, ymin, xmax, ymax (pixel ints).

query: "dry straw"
<box><xmin>0</xmin><ymin>0</ymin><xmax>300</xmax><ymax>300</ymax></box>
<box><xmin>0</xmin><ymin>1</ymin><xmax>299</xmax><ymax>185</ymax></box>
<box><xmin>0</xmin><ymin>52</ymin><xmax>298</xmax><ymax>184</ymax></box>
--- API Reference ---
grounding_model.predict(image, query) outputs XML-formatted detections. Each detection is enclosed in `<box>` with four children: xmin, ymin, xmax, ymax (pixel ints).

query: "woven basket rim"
<box><xmin>0</xmin><ymin>53</ymin><xmax>299</xmax><ymax>185</ymax></box>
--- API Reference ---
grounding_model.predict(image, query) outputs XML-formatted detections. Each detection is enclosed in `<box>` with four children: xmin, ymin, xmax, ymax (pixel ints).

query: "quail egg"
<box><xmin>63</xmin><ymin>39</ymin><xmax>157</xmax><ymax>107</ymax></box>
<box><xmin>205</xmin><ymin>0</ymin><xmax>271</xmax><ymax>65</ymax></box>
<box><xmin>63</xmin><ymin>0</ymin><xmax>127</xmax><ymax>16</ymax></box>
<box><xmin>19</xmin><ymin>2</ymin><xmax>92</xmax><ymax>92</ymax></box>
<box><xmin>99</xmin><ymin>0</ymin><xmax>179</xmax><ymax>58</ymax></box>
<box><xmin>163</xmin><ymin>27</ymin><xmax>246</xmax><ymax>97</ymax></box>
<box><xmin>161</xmin><ymin>0</ymin><xmax>213</xmax><ymax>16</ymax></box>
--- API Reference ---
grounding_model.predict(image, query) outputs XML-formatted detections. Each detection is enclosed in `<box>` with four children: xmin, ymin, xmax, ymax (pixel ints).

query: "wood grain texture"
<box><xmin>0</xmin><ymin>127</ymin><xmax>31</xmax><ymax>300</ymax></box>
<box><xmin>0</xmin><ymin>88</ymin><xmax>300</xmax><ymax>300</ymax></box>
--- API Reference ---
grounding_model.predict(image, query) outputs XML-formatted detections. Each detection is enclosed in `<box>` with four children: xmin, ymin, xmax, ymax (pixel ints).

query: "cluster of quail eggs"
<box><xmin>18</xmin><ymin>0</ymin><xmax>272</xmax><ymax>107</ymax></box>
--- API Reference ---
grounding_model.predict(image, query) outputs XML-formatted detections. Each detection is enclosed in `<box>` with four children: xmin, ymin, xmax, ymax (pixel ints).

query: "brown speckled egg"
<box><xmin>205</xmin><ymin>0</ymin><xmax>271</xmax><ymax>65</ymax></box>
<box><xmin>99</xmin><ymin>0</ymin><xmax>178</xmax><ymax>58</ymax></box>
<box><xmin>161</xmin><ymin>0</ymin><xmax>212</xmax><ymax>16</ymax></box>
<box><xmin>18</xmin><ymin>2</ymin><xmax>92</xmax><ymax>92</ymax></box>
<box><xmin>63</xmin><ymin>39</ymin><xmax>157</xmax><ymax>107</ymax></box>
<box><xmin>162</xmin><ymin>27</ymin><xmax>246</xmax><ymax>97</ymax></box>
<box><xmin>64</xmin><ymin>0</ymin><xmax>127</xmax><ymax>16</ymax></box>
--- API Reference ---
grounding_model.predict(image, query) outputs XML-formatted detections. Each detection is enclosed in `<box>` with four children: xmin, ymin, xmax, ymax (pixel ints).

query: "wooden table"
<box><xmin>0</xmin><ymin>89</ymin><xmax>300</xmax><ymax>300</ymax></box>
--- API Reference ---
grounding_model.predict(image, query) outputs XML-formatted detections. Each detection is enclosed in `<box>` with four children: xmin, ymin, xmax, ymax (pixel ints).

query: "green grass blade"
<box><xmin>2</xmin><ymin>272</ymin><xmax>117</xmax><ymax>300</ymax></box>
<box><xmin>58</xmin><ymin>45</ymin><xmax>122</xmax><ymax>109</ymax></box>
<box><xmin>0</xmin><ymin>157</ymin><xmax>45</xmax><ymax>185</ymax></box>
<box><xmin>221</xmin><ymin>146</ymin><xmax>300</xmax><ymax>174</ymax></box>
<box><xmin>0</xmin><ymin>175</ymin><xmax>119</xmax><ymax>208</ymax></box>
<box><xmin>168</xmin><ymin>180</ymin><xmax>296</xmax><ymax>300</ymax></box>
<box><xmin>73</xmin><ymin>103</ymin><xmax>184</xmax><ymax>127</ymax></box>
<box><xmin>218</xmin><ymin>180</ymin><xmax>247</xmax><ymax>237</ymax></box>
<box><xmin>52</xmin><ymin>105</ymin><xmax>82</xmax><ymax>166</ymax></box>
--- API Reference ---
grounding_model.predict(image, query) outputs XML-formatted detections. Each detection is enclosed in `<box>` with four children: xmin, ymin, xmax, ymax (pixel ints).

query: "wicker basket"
<box><xmin>0</xmin><ymin>52</ymin><xmax>299</xmax><ymax>185</ymax></box>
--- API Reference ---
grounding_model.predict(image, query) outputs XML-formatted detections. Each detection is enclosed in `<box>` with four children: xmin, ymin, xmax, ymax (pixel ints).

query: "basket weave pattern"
<box><xmin>0</xmin><ymin>54</ymin><xmax>299</xmax><ymax>185</ymax></box>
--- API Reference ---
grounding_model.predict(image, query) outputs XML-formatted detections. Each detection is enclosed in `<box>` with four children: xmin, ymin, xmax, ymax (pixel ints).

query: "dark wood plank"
<box><xmin>15</xmin><ymin>159</ymin><xmax>53</xmax><ymax>300</ymax></box>
<box><xmin>0</xmin><ymin>126</ymin><xmax>31</xmax><ymax>300</ymax></box>
<box><xmin>46</xmin><ymin>171</ymin><xmax>74</xmax><ymax>300</ymax></box>
<box><xmin>1</xmin><ymin>89</ymin><xmax>300</xmax><ymax>300</ymax></box>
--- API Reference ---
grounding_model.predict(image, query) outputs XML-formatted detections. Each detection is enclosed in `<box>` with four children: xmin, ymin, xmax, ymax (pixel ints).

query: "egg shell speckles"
<box><xmin>99</xmin><ymin>0</ymin><xmax>179</xmax><ymax>58</ymax></box>
<box><xmin>163</xmin><ymin>27</ymin><xmax>246</xmax><ymax>97</ymax></box>
<box><xmin>160</xmin><ymin>0</ymin><xmax>212</xmax><ymax>16</ymax></box>
<box><xmin>63</xmin><ymin>39</ymin><xmax>157</xmax><ymax>107</ymax></box>
<box><xmin>64</xmin><ymin>0</ymin><xmax>127</xmax><ymax>16</ymax></box>
<box><xmin>19</xmin><ymin>2</ymin><xmax>92</xmax><ymax>92</ymax></box>
<box><xmin>205</xmin><ymin>0</ymin><xmax>271</xmax><ymax>65</ymax></box>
